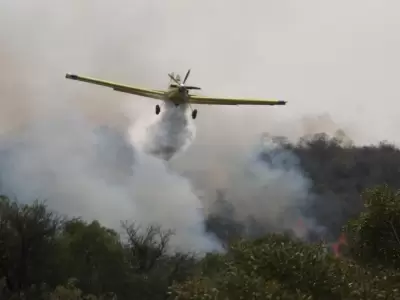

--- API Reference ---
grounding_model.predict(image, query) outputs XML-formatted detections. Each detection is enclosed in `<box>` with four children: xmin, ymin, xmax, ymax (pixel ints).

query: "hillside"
<box><xmin>206</xmin><ymin>133</ymin><xmax>400</xmax><ymax>244</ymax></box>
<box><xmin>1</xmin><ymin>133</ymin><xmax>400</xmax><ymax>299</ymax></box>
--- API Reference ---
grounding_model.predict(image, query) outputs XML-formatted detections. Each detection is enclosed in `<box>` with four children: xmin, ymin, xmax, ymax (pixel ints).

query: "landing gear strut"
<box><xmin>155</xmin><ymin>104</ymin><xmax>160</xmax><ymax>115</ymax></box>
<box><xmin>191</xmin><ymin>109</ymin><xmax>197</xmax><ymax>119</ymax></box>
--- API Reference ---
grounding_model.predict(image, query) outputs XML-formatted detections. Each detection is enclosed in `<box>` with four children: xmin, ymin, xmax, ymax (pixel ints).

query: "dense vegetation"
<box><xmin>2</xmin><ymin>134</ymin><xmax>400</xmax><ymax>299</ymax></box>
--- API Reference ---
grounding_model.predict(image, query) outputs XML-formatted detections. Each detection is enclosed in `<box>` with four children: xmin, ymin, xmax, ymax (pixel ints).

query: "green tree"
<box><xmin>0</xmin><ymin>196</ymin><xmax>60</xmax><ymax>298</ymax></box>
<box><xmin>170</xmin><ymin>231</ymin><xmax>400</xmax><ymax>299</ymax></box>
<box><xmin>58</xmin><ymin>219</ymin><xmax>127</xmax><ymax>297</ymax></box>
<box><xmin>345</xmin><ymin>184</ymin><xmax>400</xmax><ymax>269</ymax></box>
<box><xmin>121</xmin><ymin>222</ymin><xmax>196</xmax><ymax>300</ymax></box>
<box><xmin>170</xmin><ymin>234</ymin><xmax>351</xmax><ymax>299</ymax></box>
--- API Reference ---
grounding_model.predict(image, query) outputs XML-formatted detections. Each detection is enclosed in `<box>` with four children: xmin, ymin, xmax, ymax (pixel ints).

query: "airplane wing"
<box><xmin>65</xmin><ymin>73</ymin><xmax>165</xmax><ymax>100</ymax></box>
<box><xmin>188</xmin><ymin>95</ymin><xmax>286</xmax><ymax>106</ymax></box>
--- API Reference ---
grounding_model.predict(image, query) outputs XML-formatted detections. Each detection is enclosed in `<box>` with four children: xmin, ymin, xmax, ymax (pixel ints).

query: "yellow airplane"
<box><xmin>65</xmin><ymin>69</ymin><xmax>286</xmax><ymax>119</ymax></box>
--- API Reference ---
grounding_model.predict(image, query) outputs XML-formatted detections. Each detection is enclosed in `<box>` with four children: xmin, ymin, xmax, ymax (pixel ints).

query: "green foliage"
<box><xmin>170</xmin><ymin>235</ymin><xmax>343</xmax><ymax>299</ymax></box>
<box><xmin>2</xmin><ymin>182</ymin><xmax>400</xmax><ymax>299</ymax></box>
<box><xmin>228</xmin><ymin>235</ymin><xmax>347</xmax><ymax>298</ymax></box>
<box><xmin>0</xmin><ymin>196</ymin><xmax>195</xmax><ymax>299</ymax></box>
<box><xmin>285</xmin><ymin>134</ymin><xmax>400</xmax><ymax>236</ymax></box>
<box><xmin>345</xmin><ymin>184</ymin><xmax>400</xmax><ymax>269</ymax></box>
<box><xmin>0</xmin><ymin>196</ymin><xmax>61</xmax><ymax>296</ymax></box>
<box><xmin>170</xmin><ymin>234</ymin><xmax>400</xmax><ymax>299</ymax></box>
<box><xmin>58</xmin><ymin>219</ymin><xmax>127</xmax><ymax>296</ymax></box>
<box><xmin>170</xmin><ymin>277</ymin><xmax>311</xmax><ymax>300</ymax></box>
<box><xmin>171</xmin><ymin>184</ymin><xmax>400</xmax><ymax>299</ymax></box>
<box><xmin>120</xmin><ymin>222</ymin><xmax>197</xmax><ymax>300</ymax></box>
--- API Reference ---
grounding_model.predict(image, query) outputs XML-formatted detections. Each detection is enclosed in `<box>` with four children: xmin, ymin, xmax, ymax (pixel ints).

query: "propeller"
<box><xmin>168</xmin><ymin>69</ymin><xmax>201</xmax><ymax>91</ymax></box>
<box><xmin>183</xmin><ymin>69</ymin><xmax>191</xmax><ymax>84</ymax></box>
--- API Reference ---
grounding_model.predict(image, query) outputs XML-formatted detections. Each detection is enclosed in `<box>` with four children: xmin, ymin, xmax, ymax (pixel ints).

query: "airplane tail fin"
<box><xmin>168</xmin><ymin>72</ymin><xmax>175</xmax><ymax>83</ymax></box>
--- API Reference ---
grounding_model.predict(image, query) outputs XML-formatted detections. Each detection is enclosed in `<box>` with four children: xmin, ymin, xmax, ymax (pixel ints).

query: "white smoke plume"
<box><xmin>0</xmin><ymin>98</ymin><xmax>221</xmax><ymax>253</ymax></box>
<box><xmin>222</xmin><ymin>134</ymin><xmax>325</xmax><ymax>238</ymax></box>
<box><xmin>129</xmin><ymin>102</ymin><xmax>196</xmax><ymax>161</ymax></box>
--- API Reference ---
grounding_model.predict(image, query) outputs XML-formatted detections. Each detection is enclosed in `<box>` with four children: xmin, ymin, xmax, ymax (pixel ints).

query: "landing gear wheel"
<box><xmin>155</xmin><ymin>104</ymin><xmax>160</xmax><ymax>115</ymax></box>
<box><xmin>191</xmin><ymin>109</ymin><xmax>198</xmax><ymax>119</ymax></box>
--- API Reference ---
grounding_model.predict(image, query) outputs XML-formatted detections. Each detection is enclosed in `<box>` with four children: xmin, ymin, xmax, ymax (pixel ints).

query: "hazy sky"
<box><xmin>0</xmin><ymin>0</ymin><xmax>398</xmax><ymax>250</ymax></box>
<box><xmin>1</xmin><ymin>0</ymin><xmax>398</xmax><ymax>144</ymax></box>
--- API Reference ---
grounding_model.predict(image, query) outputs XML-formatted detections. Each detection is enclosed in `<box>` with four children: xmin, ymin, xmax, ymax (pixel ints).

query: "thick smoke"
<box><xmin>221</xmin><ymin>134</ymin><xmax>324</xmax><ymax>238</ymax></box>
<box><xmin>0</xmin><ymin>99</ymin><xmax>221</xmax><ymax>253</ymax></box>
<box><xmin>183</xmin><ymin>133</ymin><xmax>325</xmax><ymax>240</ymax></box>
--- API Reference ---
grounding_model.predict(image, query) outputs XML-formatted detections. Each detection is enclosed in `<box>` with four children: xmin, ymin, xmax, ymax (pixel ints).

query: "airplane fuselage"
<box><xmin>164</xmin><ymin>86</ymin><xmax>189</xmax><ymax>105</ymax></box>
